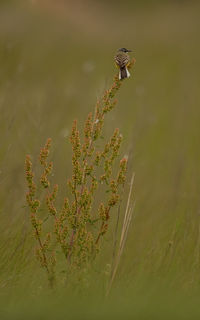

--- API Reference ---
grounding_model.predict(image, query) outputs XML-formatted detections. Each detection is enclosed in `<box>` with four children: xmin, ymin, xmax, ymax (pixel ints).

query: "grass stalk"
<box><xmin>106</xmin><ymin>172</ymin><xmax>135</xmax><ymax>297</ymax></box>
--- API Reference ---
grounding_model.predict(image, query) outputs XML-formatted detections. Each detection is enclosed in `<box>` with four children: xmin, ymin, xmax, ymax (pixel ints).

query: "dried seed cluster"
<box><xmin>25</xmin><ymin>58</ymin><xmax>136</xmax><ymax>285</ymax></box>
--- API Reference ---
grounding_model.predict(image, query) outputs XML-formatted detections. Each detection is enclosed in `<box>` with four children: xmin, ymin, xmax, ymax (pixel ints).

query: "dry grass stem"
<box><xmin>106</xmin><ymin>172</ymin><xmax>135</xmax><ymax>297</ymax></box>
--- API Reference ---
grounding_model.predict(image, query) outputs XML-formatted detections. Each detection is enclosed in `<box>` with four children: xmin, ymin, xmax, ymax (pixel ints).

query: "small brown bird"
<box><xmin>114</xmin><ymin>48</ymin><xmax>132</xmax><ymax>80</ymax></box>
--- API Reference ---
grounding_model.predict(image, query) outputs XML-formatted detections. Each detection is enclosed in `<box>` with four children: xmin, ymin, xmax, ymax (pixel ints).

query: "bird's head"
<box><xmin>118</xmin><ymin>48</ymin><xmax>132</xmax><ymax>53</ymax></box>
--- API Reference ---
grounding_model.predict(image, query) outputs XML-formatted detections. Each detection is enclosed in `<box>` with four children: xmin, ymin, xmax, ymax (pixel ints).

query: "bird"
<box><xmin>114</xmin><ymin>48</ymin><xmax>132</xmax><ymax>80</ymax></box>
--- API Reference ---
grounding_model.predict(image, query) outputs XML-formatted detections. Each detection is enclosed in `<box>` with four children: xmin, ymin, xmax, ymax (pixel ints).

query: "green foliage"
<box><xmin>1</xmin><ymin>0</ymin><xmax>200</xmax><ymax>317</ymax></box>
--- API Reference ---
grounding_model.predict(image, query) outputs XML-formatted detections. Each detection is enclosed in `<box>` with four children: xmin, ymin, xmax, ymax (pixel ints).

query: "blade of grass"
<box><xmin>106</xmin><ymin>172</ymin><xmax>135</xmax><ymax>297</ymax></box>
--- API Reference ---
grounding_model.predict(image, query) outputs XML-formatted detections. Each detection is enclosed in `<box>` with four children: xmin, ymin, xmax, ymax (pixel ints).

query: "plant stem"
<box><xmin>106</xmin><ymin>172</ymin><xmax>135</xmax><ymax>297</ymax></box>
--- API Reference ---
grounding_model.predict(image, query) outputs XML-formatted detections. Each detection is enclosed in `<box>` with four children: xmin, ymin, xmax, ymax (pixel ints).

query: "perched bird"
<box><xmin>114</xmin><ymin>48</ymin><xmax>132</xmax><ymax>80</ymax></box>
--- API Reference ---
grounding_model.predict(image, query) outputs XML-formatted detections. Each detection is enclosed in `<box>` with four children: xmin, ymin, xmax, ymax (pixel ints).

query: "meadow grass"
<box><xmin>1</xmin><ymin>0</ymin><xmax>200</xmax><ymax>318</ymax></box>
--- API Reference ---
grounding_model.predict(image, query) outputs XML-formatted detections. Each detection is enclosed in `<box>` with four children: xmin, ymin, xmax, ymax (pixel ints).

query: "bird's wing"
<box><xmin>114</xmin><ymin>53</ymin><xmax>130</xmax><ymax>68</ymax></box>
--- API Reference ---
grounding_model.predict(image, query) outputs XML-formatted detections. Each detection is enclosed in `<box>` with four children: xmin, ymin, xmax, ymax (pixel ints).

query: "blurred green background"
<box><xmin>1</xmin><ymin>0</ymin><xmax>200</xmax><ymax>318</ymax></box>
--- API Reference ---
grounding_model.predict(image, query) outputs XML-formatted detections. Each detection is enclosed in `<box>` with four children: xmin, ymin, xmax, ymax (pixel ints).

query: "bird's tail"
<box><xmin>119</xmin><ymin>66</ymin><xmax>130</xmax><ymax>80</ymax></box>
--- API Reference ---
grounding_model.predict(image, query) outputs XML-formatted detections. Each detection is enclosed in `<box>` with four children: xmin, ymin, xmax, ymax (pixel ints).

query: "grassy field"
<box><xmin>1</xmin><ymin>0</ymin><xmax>200</xmax><ymax>318</ymax></box>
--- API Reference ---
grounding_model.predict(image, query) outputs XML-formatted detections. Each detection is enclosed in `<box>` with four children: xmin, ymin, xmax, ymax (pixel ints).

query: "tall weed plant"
<box><xmin>25</xmin><ymin>58</ymin><xmax>136</xmax><ymax>290</ymax></box>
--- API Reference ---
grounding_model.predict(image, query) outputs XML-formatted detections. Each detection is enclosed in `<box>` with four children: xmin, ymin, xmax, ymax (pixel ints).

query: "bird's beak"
<box><xmin>127</xmin><ymin>49</ymin><xmax>132</xmax><ymax>52</ymax></box>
